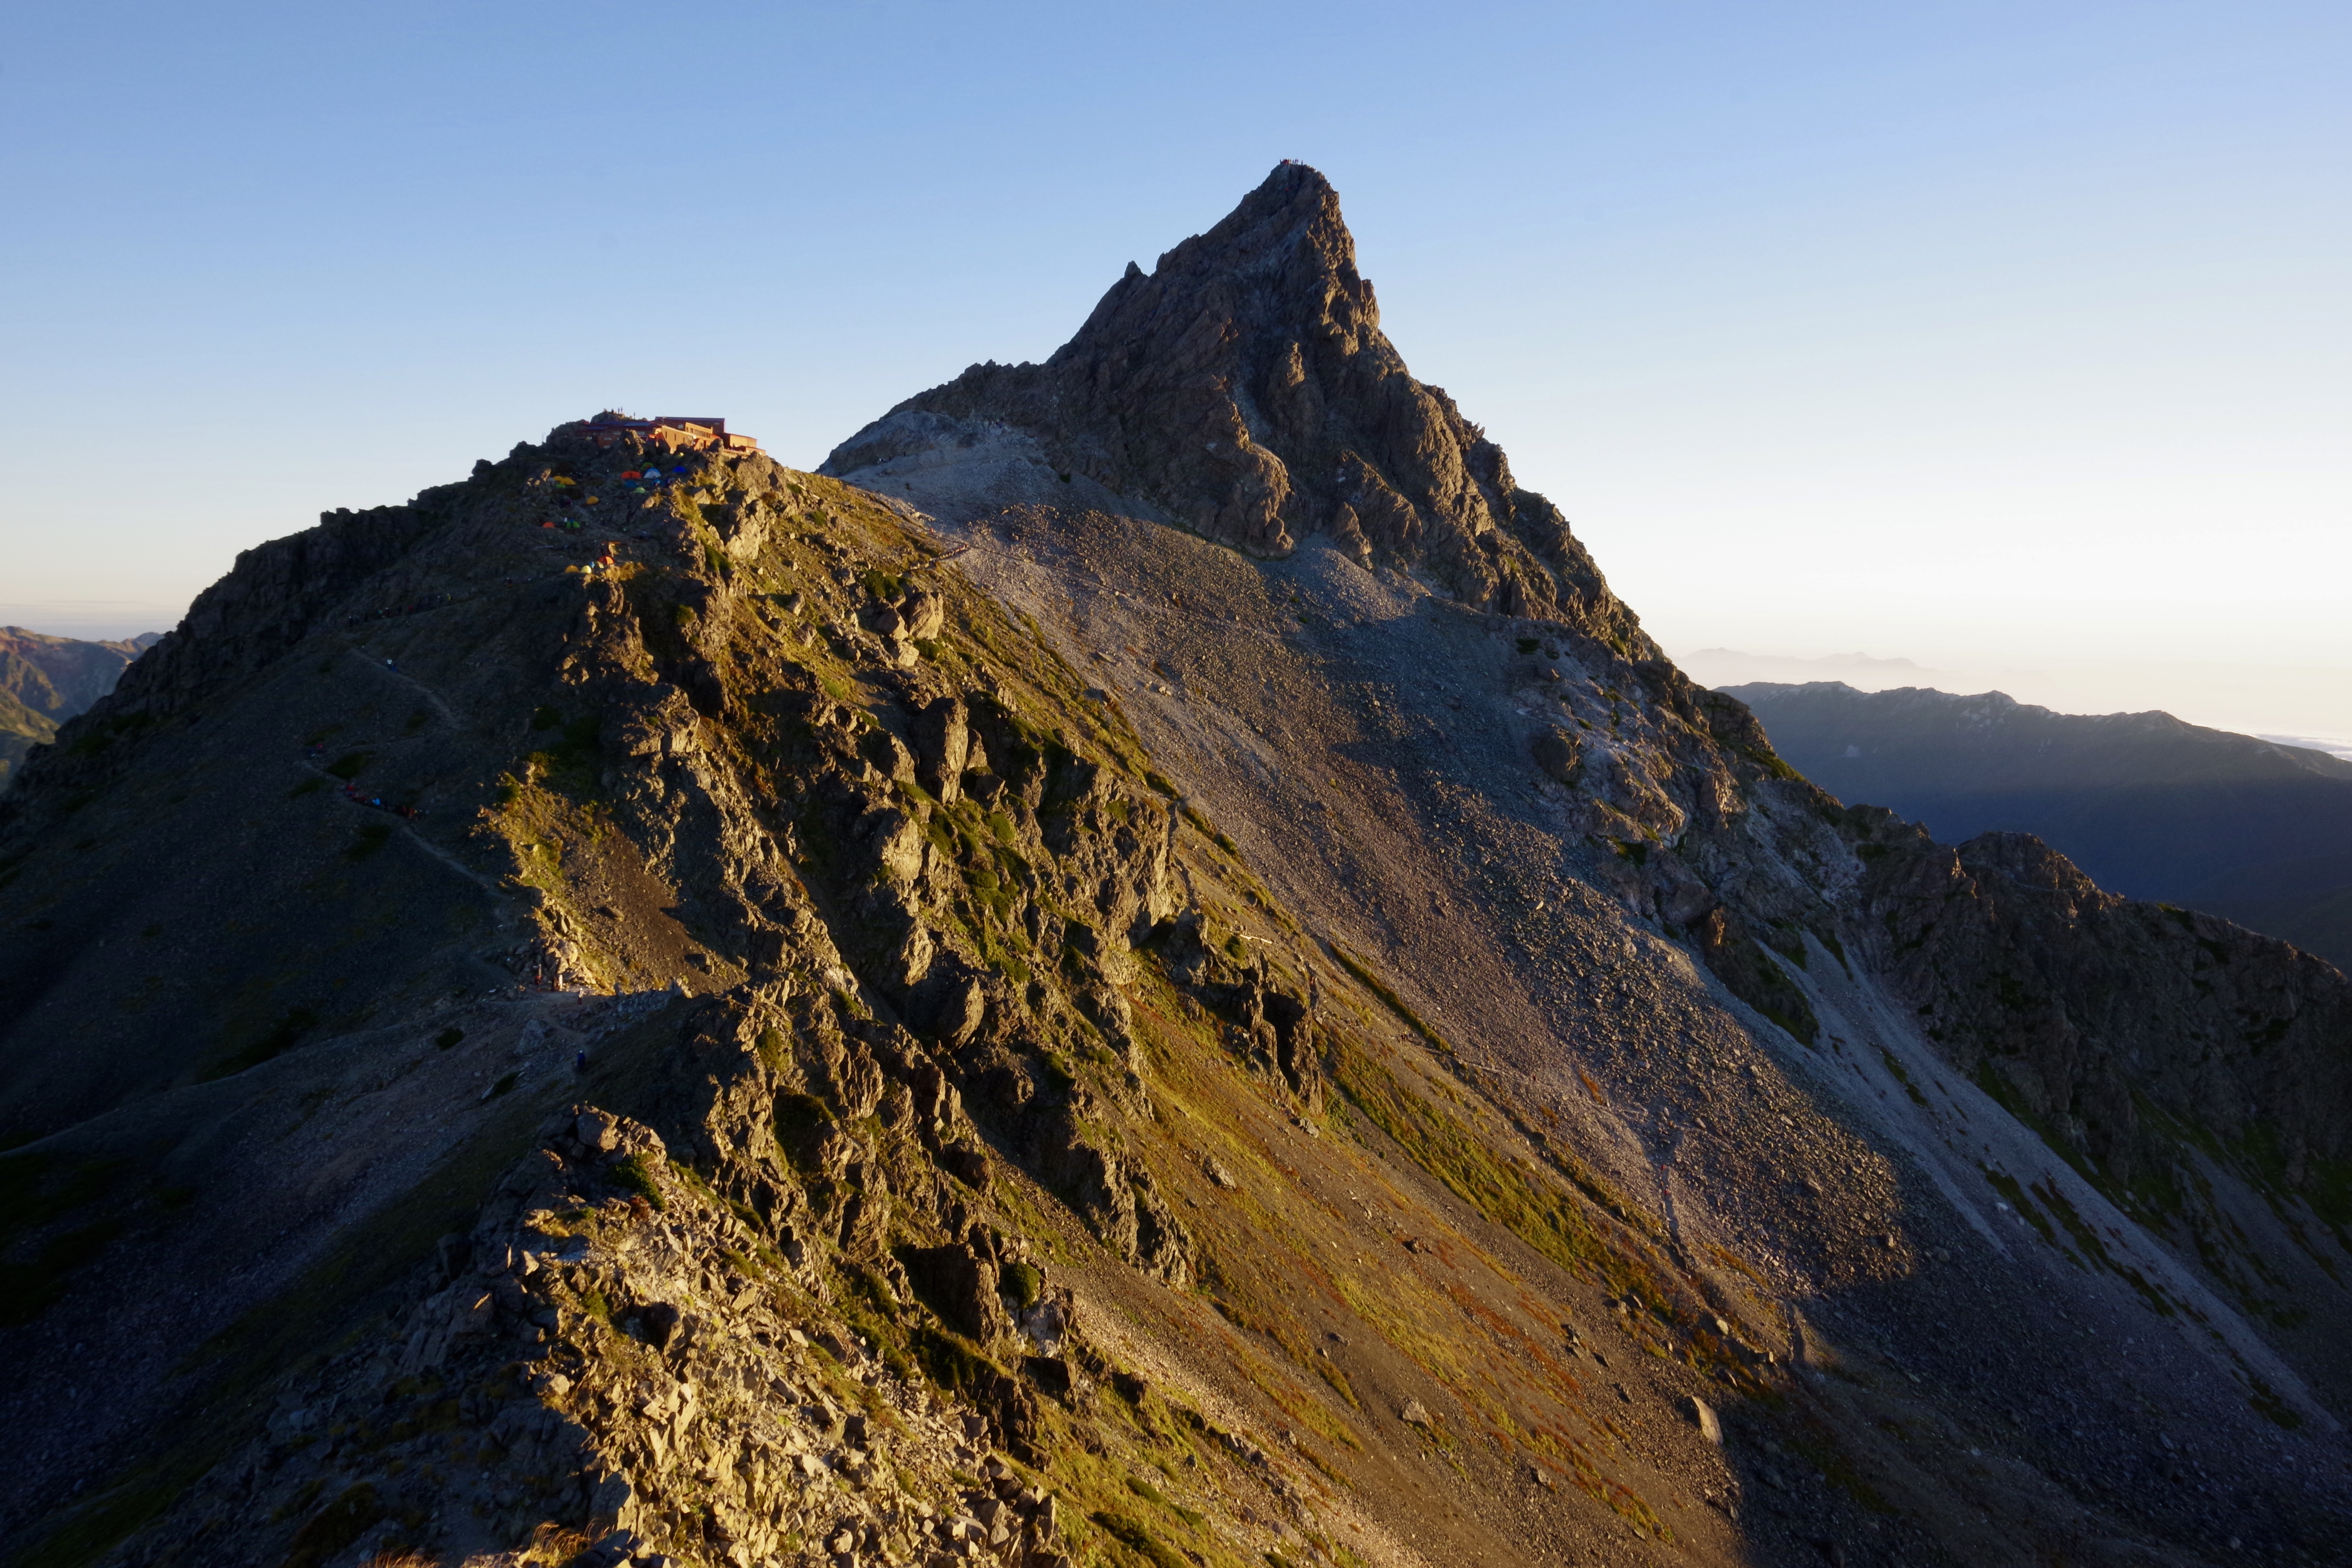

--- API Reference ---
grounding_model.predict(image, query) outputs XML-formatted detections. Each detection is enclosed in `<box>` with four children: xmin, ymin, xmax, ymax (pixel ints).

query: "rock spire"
<box><xmin>826</xmin><ymin>163</ymin><xmax>1651</xmax><ymax>648</ymax></box>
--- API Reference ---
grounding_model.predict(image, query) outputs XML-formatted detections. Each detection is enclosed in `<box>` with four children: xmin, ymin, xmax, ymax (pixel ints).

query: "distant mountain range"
<box><xmin>1728</xmin><ymin>680</ymin><xmax>2352</xmax><ymax>969</ymax></box>
<box><xmin>1680</xmin><ymin>646</ymin><xmax>1958</xmax><ymax>686</ymax></box>
<box><xmin>0</xmin><ymin>627</ymin><xmax>162</xmax><ymax>789</ymax></box>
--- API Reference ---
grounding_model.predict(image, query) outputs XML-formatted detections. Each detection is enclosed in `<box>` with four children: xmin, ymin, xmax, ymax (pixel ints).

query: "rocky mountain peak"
<box><xmin>825</xmin><ymin>164</ymin><xmax>1653</xmax><ymax>650</ymax></box>
<box><xmin>1059</xmin><ymin>160</ymin><xmax>1371</xmax><ymax>363</ymax></box>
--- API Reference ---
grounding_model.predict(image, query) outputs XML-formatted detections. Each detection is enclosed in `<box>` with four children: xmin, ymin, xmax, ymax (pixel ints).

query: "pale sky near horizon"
<box><xmin>4</xmin><ymin>3</ymin><xmax>2346</xmax><ymax>739</ymax></box>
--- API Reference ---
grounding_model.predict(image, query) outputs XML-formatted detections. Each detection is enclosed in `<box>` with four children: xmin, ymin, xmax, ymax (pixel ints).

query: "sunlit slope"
<box><xmin>0</xmin><ymin>440</ymin><xmax>1863</xmax><ymax>1568</ymax></box>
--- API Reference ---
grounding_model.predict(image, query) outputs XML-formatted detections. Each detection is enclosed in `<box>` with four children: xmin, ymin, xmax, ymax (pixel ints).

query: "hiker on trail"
<box><xmin>573</xmin><ymin>1050</ymin><xmax>588</xmax><ymax>1074</ymax></box>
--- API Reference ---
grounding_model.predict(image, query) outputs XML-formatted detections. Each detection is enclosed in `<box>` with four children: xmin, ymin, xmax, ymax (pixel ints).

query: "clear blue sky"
<box><xmin>5</xmin><ymin>2</ymin><xmax>2346</xmax><ymax>733</ymax></box>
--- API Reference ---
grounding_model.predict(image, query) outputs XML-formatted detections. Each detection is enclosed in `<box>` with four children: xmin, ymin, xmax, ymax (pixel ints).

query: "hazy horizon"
<box><xmin>1681</xmin><ymin>645</ymin><xmax>2352</xmax><ymax>759</ymax></box>
<box><xmin>5</xmin><ymin>2</ymin><xmax>2344</xmax><ymax>747</ymax></box>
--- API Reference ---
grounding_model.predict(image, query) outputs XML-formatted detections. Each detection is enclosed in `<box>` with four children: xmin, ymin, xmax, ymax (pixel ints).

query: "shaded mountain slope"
<box><xmin>2212</xmin><ymin>880</ymin><xmax>2352</xmax><ymax>989</ymax></box>
<box><xmin>1726</xmin><ymin>680</ymin><xmax>2352</xmax><ymax>969</ymax></box>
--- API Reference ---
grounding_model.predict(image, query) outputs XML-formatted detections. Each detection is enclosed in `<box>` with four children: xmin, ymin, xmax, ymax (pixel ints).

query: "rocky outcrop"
<box><xmin>165</xmin><ymin>1099</ymin><xmax>1085</xmax><ymax>1568</ymax></box>
<box><xmin>824</xmin><ymin>163</ymin><xmax>1653</xmax><ymax>649</ymax></box>
<box><xmin>1852</xmin><ymin>810</ymin><xmax>2352</xmax><ymax>1203</ymax></box>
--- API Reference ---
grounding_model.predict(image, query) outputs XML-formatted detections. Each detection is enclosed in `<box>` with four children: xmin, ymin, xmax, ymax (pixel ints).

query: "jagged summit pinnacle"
<box><xmin>1067</xmin><ymin>160</ymin><xmax>1363</xmax><ymax>343</ymax></box>
<box><xmin>824</xmin><ymin>164</ymin><xmax>1653</xmax><ymax>650</ymax></box>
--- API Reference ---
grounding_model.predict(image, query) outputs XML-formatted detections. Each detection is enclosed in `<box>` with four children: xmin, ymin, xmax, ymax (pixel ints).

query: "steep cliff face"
<box><xmin>824</xmin><ymin>164</ymin><xmax>1648</xmax><ymax>648</ymax></box>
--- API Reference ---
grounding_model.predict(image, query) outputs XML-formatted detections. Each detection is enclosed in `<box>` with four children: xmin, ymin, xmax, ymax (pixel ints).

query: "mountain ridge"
<box><xmin>0</xmin><ymin>168</ymin><xmax>2347</xmax><ymax>1568</ymax></box>
<box><xmin>1731</xmin><ymin>680</ymin><xmax>2352</xmax><ymax>781</ymax></box>
<box><xmin>1727</xmin><ymin>679</ymin><xmax>2352</xmax><ymax>969</ymax></box>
